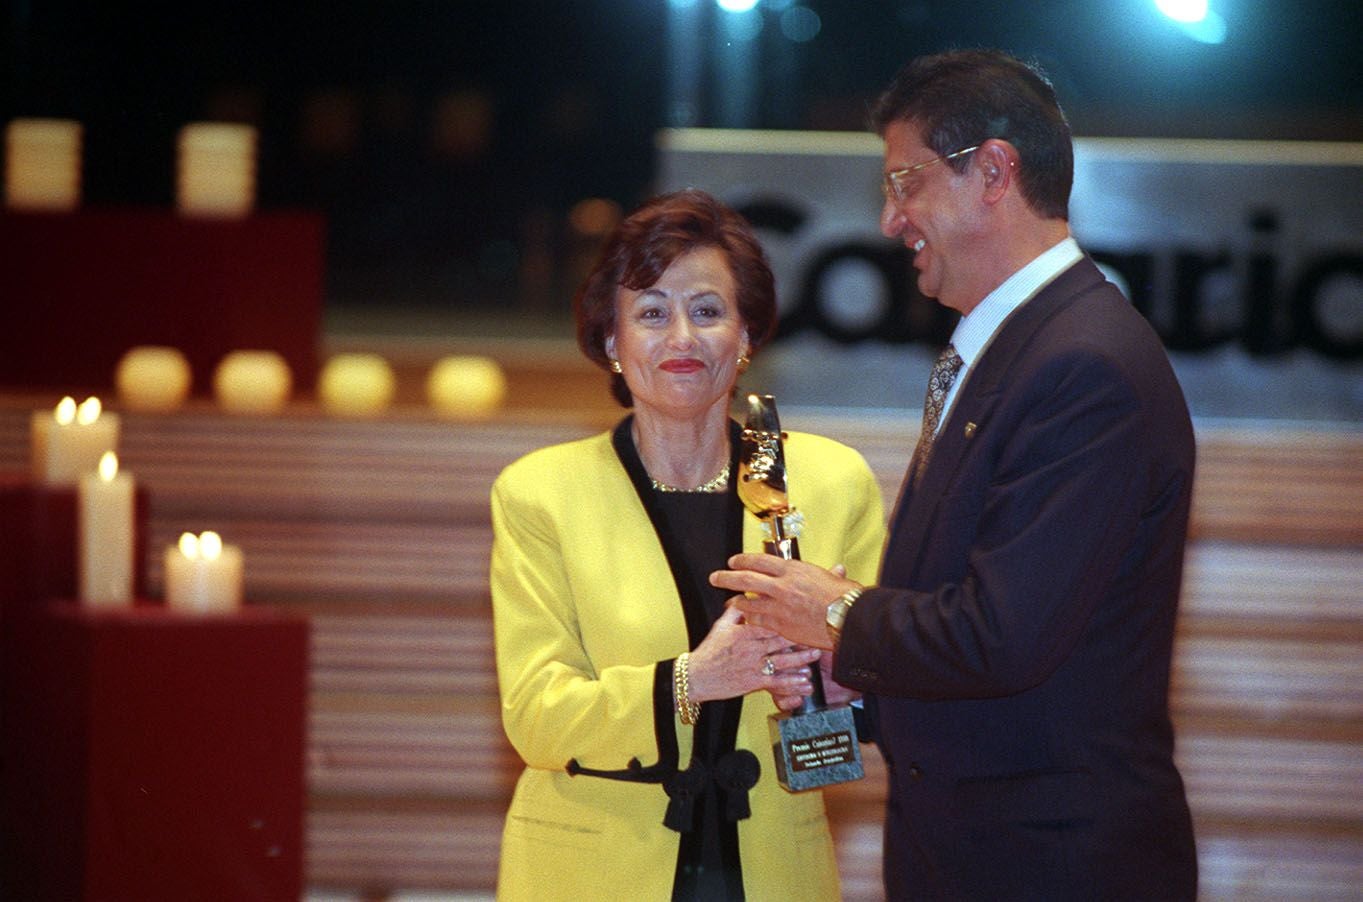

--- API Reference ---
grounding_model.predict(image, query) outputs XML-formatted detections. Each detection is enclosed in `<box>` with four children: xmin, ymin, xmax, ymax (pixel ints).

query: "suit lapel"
<box><xmin>884</xmin><ymin>258</ymin><xmax>1109</xmax><ymax>582</ymax></box>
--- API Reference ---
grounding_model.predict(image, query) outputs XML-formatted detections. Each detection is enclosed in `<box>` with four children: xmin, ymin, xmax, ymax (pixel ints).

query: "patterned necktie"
<box><xmin>911</xmin><ymin>344</ymin><xmax>964</xmax><ymax>485</ymax></box>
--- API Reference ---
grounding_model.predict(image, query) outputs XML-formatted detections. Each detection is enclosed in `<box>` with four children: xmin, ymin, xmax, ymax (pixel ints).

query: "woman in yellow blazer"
<box><xmin>490</xmin><ymin>190</ymin><xmax>884</xmax><ymax>901</ymax></box>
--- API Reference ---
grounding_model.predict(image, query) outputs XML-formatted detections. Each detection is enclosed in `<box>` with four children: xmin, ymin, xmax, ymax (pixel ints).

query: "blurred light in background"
<box><xmin>1156</xmin><ymin>0</ymin><xmax>1208</xmax><ymax>22</ymax></box>
<box><xmin>430</xmin><ymin>90</ymin><xmax>493</xmax><ymax>160</ymax></box>
<box><xmin>664</xmin><ymin>0</ymin><xmax>829</xmax><ymax>132</ymax></box>
<box><xmin>714</xmin><ymin>1</ymin><xmax>762</xmax><ymax>127</ymax></box>
<box><xmin>298</xmin><ymin>91</ymin><xmax>362</xmax><ymax>157</ymax></box>
<box><xmin>1156</xmin><ymin>0</ymin><xmax>1228</xmax><ymax>44</ymax></box>
<box><xmin>666</xmin><ymin>0</ymin><xmax>704</xmax><ymax>127</ymax></box>
<box><xmin>567</xmin><ymin>197</ymin><xmax>622</xmax><ymax>238</ymax></box>
<box><xmin>779</xmin><ymin>5</ymin><xmax>822</xmax><ymax>43</ymax></box>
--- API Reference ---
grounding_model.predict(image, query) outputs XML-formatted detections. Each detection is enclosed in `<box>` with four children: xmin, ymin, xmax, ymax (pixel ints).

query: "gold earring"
<box><xmin>736</xmin><ymin>354</ymin><xmax>751</xmax><ymax>373</ymax></box>
<box><xmin>609</xmin><ymin>359</ymin><xmax>623</xmax><ymax>374</ymax></box>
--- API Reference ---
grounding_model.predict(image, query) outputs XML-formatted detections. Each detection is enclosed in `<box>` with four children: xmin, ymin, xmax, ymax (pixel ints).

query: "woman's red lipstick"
<box><xmin>660</xmin><ymin>358</ymin><xmax>704</xmax><ymax>373</ymax></box>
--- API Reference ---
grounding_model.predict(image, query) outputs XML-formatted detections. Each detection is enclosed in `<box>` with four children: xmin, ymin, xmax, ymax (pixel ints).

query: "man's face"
<box><xmin>879</xmin><ymin>119</ymin><xmax>988</xmax><ymax>315</ymax></box>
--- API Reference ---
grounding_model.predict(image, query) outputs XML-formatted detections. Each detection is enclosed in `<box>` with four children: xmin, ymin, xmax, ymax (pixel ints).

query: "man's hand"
<box><xmin>710</xmin><ymin>553</ymin><xmax>861</xmax><ymax>651</ymax></box>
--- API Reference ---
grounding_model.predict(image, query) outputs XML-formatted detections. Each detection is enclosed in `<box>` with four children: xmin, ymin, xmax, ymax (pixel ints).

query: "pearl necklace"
<box><xmin>650</xmin><ymin>463</ymin><xmax>731</xmax><ymax>493</ymax></box>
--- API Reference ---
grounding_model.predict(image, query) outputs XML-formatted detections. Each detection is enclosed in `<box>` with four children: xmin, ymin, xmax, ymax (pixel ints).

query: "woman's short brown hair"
<box><xmin>573</xmin><ymin>188</ymin><xmax>777</xmax><ymax>407</ymax></box>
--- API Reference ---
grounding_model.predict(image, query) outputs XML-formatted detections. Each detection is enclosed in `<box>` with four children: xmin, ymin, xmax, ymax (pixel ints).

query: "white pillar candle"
<box><xmin>30</xmin><ymin>396</ymin><xmax>122</xmax><ymax>485</ymax></box>
<box><xmin>116</xmin><ymin>346</ymin><xmax>193</xmax><ymax>412</ymax></box>
<box><xmin>165</xmin><ymin>530</ymin><xmax>243</xmax><ymax>614</ymax></box>
<box><xmin>4</xmin><ymin>117</ymin><xmax>82</xmax><ymax>211</ymax></box>
<box><xmin>78</xmin><ymin>451</ymin><xmax>134</xmax><ymax>607</ymax></box>
<box><xmin>176</xmin><ymin>123</ymin><xmax>257</xmax><ymax>218</ymax></box>
<box><xmin>213</xmin><ymin>350</ymin><xmax>292</xmax><ymax>414</ymax></box>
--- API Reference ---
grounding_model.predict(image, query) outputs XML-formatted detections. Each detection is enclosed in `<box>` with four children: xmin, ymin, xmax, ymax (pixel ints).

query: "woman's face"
<box><xmin>606</xmin><ymin>246</ymin><xmax>749</xmax><ymax>419</ymax></box>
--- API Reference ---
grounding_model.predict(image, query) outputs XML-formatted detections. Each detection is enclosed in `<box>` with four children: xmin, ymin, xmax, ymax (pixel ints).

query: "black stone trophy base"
<box><xmin>769</xmin><ymin>703</ymin><xmax>863</xmax><ymax>792</ymax></box>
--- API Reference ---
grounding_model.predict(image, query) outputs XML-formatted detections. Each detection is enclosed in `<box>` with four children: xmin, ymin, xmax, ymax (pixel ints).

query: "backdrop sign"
<box><xmin>655</xmin><ymin>130</ymin><xmax>1363</xmax><ymax>362</ymax></box>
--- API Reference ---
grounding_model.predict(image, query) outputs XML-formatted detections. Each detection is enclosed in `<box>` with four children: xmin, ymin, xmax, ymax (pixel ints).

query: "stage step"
<box><xmin>1</xmin><ymin>399</ymin><xmax>1360</xmax><ymax>900</ymax></box>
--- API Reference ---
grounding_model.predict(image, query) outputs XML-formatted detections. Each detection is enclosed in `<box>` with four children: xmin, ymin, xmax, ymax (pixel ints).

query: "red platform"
<box><xmin>1</xmin><ymin>602</ymin><xmax>309</xmax><ymax>901</ymax></box>
<box><xmin>0</xmin><ymin>209</ymin><xmax>325</xmax><ymax>394</ymax></box>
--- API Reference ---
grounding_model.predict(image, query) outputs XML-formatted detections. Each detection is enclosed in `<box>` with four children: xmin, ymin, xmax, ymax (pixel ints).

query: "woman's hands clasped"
<box><xmin>685</xmin><ymin>606</ymin><xmax>819</xmax><ymax>708</ymax></box>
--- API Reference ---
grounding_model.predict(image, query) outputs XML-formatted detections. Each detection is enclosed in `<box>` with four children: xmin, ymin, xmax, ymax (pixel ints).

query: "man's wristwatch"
<box><xmin>825</xmin><ymin>587</ymin><xmax>864</xmax><ymax>645</ymax></box>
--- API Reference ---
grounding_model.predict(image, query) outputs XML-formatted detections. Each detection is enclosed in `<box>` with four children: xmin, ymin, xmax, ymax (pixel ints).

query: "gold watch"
<box><xmin>825</xmin><ymin>587</ymin><xmax>863</xmax><ymax>645</ymax></box>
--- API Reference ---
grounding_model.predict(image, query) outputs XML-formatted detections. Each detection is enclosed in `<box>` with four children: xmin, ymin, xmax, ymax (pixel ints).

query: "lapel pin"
<box><xmin>964</xmin><ymin>422</ymin><xmax>978</xmax><ymax>439</ymax></box>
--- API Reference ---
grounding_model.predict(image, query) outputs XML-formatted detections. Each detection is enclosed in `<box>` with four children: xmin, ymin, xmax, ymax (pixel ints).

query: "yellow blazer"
<box><xmin>490</xmin><ymin>424</ymin><xmax>885</xmax><ymax>901</ymax></box>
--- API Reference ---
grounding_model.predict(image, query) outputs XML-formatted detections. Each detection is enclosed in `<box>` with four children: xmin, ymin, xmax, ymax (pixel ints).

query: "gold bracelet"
<box><xmin>674</xmin><ymin>652</ymin><xmax>701</xmax><ymax>726</ymax></box>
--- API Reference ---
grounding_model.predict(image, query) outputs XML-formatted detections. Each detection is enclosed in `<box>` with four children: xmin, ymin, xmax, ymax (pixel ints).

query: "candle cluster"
<box><xmin>28</xmin><ymin>395</ymin><xmax>248</xmax><ymax>613</ymax></box>
<box><xmin>31</xmin><ymin>395</ymin><xmax>120</xmax><ymax>485</ymax></box>
<box><xmin>111</xmin><ymin>344</ymin><xmax>511</xmax><ymax>420</ymax></box>
<box><xmin>27</xmin><ymin>348</ymin><xmax>507</xmax><ymax>614</ymax></box>
<box><xmin>317</xmin><ymin>351</ymin><xmax>509</xmax><ymax>419</ymax></box>
<box><xmin>165</xmin><ymin>530</ymin><xmax>243</xmax><ymax>614</ymax></box>
<box><xmin>28</xmin><ymin>397</ymin><xmax>133</xmax><ymax>606</ymax></box>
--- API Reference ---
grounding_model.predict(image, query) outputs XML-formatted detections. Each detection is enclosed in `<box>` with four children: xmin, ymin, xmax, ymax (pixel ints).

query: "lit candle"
<box><xmin>319</xmin><ymin>352</ymin><xmax>396</xmax><ymax>417</ymax></box>
<box><xmin>426</xmin><ymin>355</ymin><xmax>508</xmax><ymax>420</ymax></box>
<box><xmin>164</xmin><ymin>530</ymin><xmax>244</xmax><ymax>614</ymax></box>
<box><xmin>78</xmin><ymin>451</ymin><xmax>134</xmax><ymax>607</ymax></box>
<box><xmin>30</xmin><ymin>396</ymin><xmax>122</xmax><ymax>484</ymax></box>
<box><xmin>116</xmin><ymin>345</ymin><xmax>193</xmax><ymax>412</ymax></box>
<box><xmin>213</xmin><ymin>350</ymin><xmax>293</xmax><ymax>414</ymax></box>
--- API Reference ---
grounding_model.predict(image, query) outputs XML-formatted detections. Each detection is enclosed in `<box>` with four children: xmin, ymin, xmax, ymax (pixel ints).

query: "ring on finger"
<box><xmin>761</xmin><ymin>657</ymin><xmax>776</xmax><ymax>677</ymax></box>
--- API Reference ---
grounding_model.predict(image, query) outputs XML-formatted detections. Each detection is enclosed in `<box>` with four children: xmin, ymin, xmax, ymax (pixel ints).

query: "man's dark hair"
<box><xmin>872</xmin><ymin>49</ymin><xmax>1073</xmax><ymax>220</ymax></box>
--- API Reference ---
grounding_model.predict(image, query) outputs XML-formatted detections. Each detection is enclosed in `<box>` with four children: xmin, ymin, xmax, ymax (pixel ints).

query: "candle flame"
<box><xmin>98</xmin><ymin>451</ymin><xmax>119</xmax><ymax>481</ymax></box>
<box><xmin>178</xmin><ymin>530</ymin><xmax>224</xmax><ymax>561</ymax></box>
<box><xmin>55</xmin><ymin>396</ymin><xmax>77</xmax><ymax>425</ymax></box>
<box><xmin>199</xmin><ymin>530</ymin><xmax>223</xmax><ymax>561</ymax></box>
<box><xmin>76</xmin><ymin>396</ymin><xmax>102</xmax><ymax>425</ymax></box>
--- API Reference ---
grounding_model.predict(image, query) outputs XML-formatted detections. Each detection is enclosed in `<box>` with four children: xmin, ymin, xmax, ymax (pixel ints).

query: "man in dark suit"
<box><xmin>712</xmin><ymin>49</ymin><xmax>1198</xmax><ymax>899</ymax></box>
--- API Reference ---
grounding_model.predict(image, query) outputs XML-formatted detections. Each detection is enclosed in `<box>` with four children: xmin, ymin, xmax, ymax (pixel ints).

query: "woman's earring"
<box><xmin>736</xmin><ymin>354</ymin><xmax>751</xmax><ymax>374</ymax></box>
<box><xmin>609</xmin><ymin>359</ymin><xmax>623</xmax><ymax>374</ymax></box>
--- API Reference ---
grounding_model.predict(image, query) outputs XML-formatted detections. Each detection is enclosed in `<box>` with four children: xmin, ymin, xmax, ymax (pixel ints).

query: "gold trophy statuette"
<box><xmin>738</xmin><ymin>393</ymin><xmax>864</xmax><ymax>792</ymax></box>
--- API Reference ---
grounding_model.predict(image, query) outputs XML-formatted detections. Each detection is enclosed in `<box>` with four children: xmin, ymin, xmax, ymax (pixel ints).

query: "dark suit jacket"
<box><xmin>835</xmin><ymin>257</ymin><xmax>1198</xmax><ymax>900</ymax></box>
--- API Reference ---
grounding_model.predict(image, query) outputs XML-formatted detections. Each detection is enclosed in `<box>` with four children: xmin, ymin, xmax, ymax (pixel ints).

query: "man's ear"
<box><xmin>978</xmin><ymin>140</ymin><xmax>1018</xmax><ymax>204</ymax></box>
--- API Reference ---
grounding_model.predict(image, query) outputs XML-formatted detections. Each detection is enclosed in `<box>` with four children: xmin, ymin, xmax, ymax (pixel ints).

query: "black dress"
<box><xmin>611</xmin><ymin>417</ymin><xmax>752</xmax><ymax>901</ymax></box>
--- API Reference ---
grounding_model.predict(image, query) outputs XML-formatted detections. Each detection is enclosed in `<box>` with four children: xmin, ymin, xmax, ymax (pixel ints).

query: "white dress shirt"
<box><xmin>936</xmin><ymin>236</ymin><xmax>1084</xmax><ymax>432</ymax></box>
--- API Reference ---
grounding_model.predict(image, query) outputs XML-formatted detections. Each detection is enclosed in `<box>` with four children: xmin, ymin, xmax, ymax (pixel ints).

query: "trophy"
<box><xmin>738</xmin><ymin>393</ymin><xmax>864</xmax><ymax>792</ymax></box>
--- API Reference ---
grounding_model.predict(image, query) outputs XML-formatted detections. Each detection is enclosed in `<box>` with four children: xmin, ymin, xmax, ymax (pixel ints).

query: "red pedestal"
<box><xmin>0</xmin><ymin>209</ymin><xmax>325</xmax><ymax>393</ymax></box>
<box><xmin>0</xmin><ymin>474</ymin><xmax>150</xmax><ymax>611</ymax></box>
<box><xmin>1</xmin><ymin>602</ymin><xmax>309</xmax><ymax>901</ymax></box>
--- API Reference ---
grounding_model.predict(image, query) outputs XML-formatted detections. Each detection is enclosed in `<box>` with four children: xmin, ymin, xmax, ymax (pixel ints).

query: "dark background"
<box><xmin>5</xmin><ymin>0</ymin><xmax>1361</xmax><ymax>313</ymax></box>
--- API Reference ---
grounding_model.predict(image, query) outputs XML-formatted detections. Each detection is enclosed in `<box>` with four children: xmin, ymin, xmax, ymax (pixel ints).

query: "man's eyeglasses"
<box><xmin>881</xmin><ymin>145</ymin><xmax>980</xmax><ymax>203</ymax></box>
